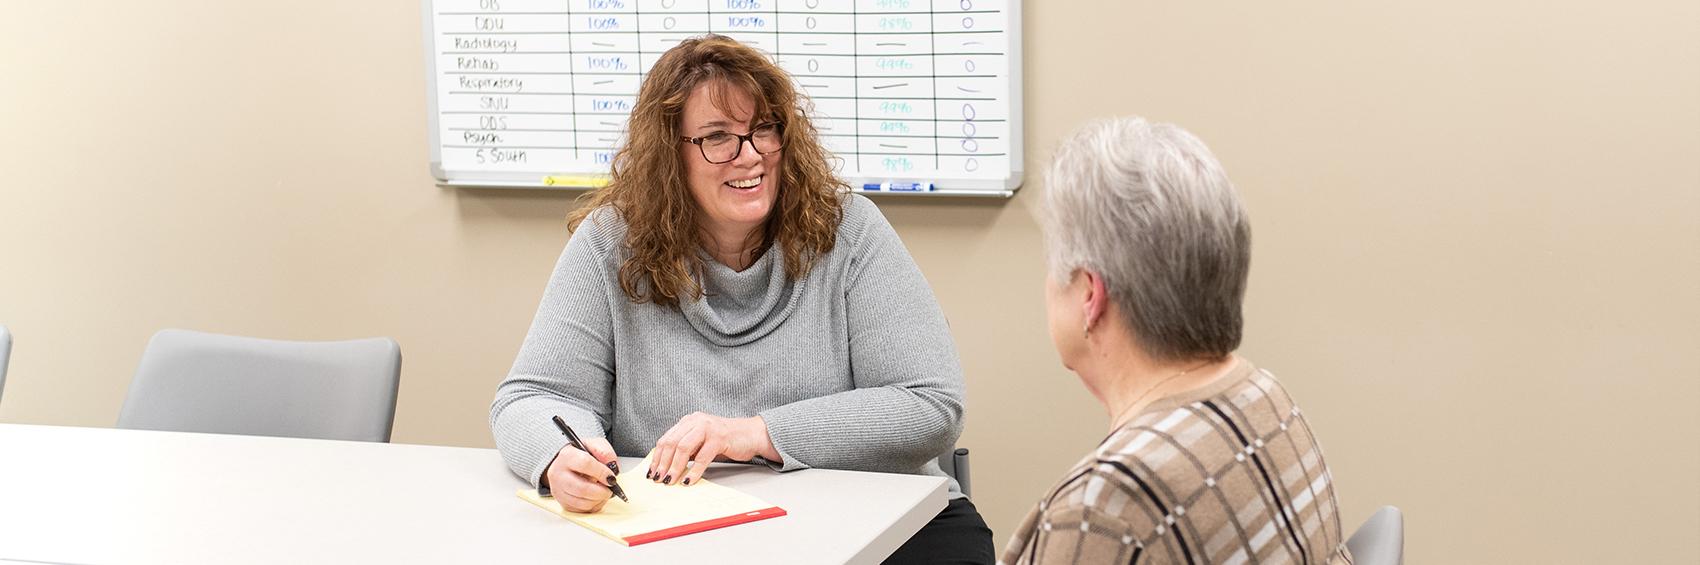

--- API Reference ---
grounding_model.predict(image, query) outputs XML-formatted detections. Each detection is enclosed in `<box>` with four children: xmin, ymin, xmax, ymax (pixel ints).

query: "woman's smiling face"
<box><xmin>678</xmin><ymin>80</ymin><xmax>782</xmax><ymax>241</ymax></box>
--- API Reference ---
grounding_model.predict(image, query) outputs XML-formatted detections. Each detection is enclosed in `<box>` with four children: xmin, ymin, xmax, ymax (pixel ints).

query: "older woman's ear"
<box><xmin>1079</xmin><ymin>269</ymin><xmax>1111</xmax><ymax>338</ymax></box>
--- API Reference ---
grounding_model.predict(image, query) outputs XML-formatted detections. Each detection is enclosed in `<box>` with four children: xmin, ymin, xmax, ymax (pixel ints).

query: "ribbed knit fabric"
<box><xmin>490</xmin><ymin>194</ymin><xmax>966</xmax><ymax>497</ymax></box>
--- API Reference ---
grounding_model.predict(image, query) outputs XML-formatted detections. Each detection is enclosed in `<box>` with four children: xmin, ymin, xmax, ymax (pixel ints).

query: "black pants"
<box><xmin>884</xmin><ymin>497</ymin><xmax>995</xmax><ymax>565</ymax></box>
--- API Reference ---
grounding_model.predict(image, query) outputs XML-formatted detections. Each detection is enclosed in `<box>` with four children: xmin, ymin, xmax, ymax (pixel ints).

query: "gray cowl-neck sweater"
<box><xmin>491</xmin><ymin>194</ymin><xmax>966</xmax><ymax>496</ymax></box>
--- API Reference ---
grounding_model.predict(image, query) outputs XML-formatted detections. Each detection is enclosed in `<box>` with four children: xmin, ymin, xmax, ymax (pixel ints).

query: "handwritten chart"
<box><xmin>424</xmin><ymin>0</ymin><xmax>1023</xmax><ymax>196</ymax></box>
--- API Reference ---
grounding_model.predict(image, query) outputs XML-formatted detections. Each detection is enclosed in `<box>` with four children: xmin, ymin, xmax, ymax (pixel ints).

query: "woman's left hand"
<box><xmin>649</xmin><ymin>412</ymin><xmax>780</xmax><ymax>486</ymax></box>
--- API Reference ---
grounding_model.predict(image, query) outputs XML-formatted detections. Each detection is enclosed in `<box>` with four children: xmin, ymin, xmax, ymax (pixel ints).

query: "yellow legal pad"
<box><xmin>518</xmin><ymin>456</ymin><xmax>786</xmax><ymax>546</ymax></box>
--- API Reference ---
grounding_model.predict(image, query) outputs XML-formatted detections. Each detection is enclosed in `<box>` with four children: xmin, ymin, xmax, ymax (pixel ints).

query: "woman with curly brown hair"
<box><xmin>490</xmin><ymin>35</ymin><xmax>991</xmax><ymax>562</ymax></box>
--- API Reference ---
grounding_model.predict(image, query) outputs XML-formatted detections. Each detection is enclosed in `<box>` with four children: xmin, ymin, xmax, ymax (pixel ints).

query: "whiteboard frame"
<box><xmin>423</xmin><ymin>0</ymin><xmax>1022</xmax><ymax>198</ymax></box>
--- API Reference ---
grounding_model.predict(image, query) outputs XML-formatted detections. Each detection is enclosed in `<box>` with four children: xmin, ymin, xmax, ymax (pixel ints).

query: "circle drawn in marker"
<box><xmin>961</xmin><ymin>0</ymin><xmax>973</xmax><ymax>10</ymax></box>
<box><xmin>965</xmin><ymin>158</ymin><xmax>980</xmax><ymax>171</ymax></box>
<box><xmin>808</xmin><ymin>59</ymin><xmax>819</xmax><ymax>73</ymax></box>
<box><xmin>962</xmin><ymin>17</ymin><xmax>974</xmax><ymax>29</ymax></box>
<box><xmin>806</xmin><ymin>16</ymin><xmax>817</xmax><ymax>29</ymax></box>
<box><xmin>961</xmin><ymin>138</ymin><xmax>980</xmax><ymax>153</ymax></box>
<box><xmin>961</xmin><ymin>122</ymin><xmax>977</xmax><ymax>136</ymax></box>
<box><xmin>964</xmin><ymin>59</ymin><xmax>976</xmax><ymax>72</ymax></box>
<box><xmin>807</xmin><ymin>0</ymin><xmax>820</xmax><ymax>8</ymax></box>
<box><xmin>663</xmin><ymin>16</ymin><xmax>676</xmax><ymax>30</ymax></box>
<box><xmin>662</xmin><ymin>0</ymin><xmax>676</xmax><ymax>8</ymax></box>
<box><xmin>961</xmin><ymin>104</ymin><xmax>977</xmax><ymax>120</ymax></box>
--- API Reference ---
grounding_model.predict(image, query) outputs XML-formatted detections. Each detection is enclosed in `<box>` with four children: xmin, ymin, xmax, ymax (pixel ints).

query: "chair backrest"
<box><xmin>1346</xmin><ymin>506</ymin><xmax>1404</xmax><ymax>565</ymax></box>
<box><xmin>117</xmin><ymin>329</ymin><xmax>402</xmax><ymax>442</ymax></box>
<box><xmin>937</xmin><ymin>446</ymin><xmax>971</xmax><ymax>498</ymax></box>
<box><xmin>0</xmin><ymin>325</ymin><xmax>11</xmax><ymax>403</ymax></box>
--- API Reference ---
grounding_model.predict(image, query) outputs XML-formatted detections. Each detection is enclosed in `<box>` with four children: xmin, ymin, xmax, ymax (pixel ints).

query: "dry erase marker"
<box><xmin>550</xmin><ymin>415</ymin><xmax>629</xmax><ymax>503</ymax></box>
<box><xmin>885</xmin><ymin>182</ymin><xmax>934</xmax><ymax>191</ymax></box>
<box><xmin>542</xmin><ymin>175</ymin><xmax>611</xmax><ymax>187</ymax></box>
<box><xmin>862</xmin><ymin>182</ymin><xmax>935</xmax><ymax>192</ymax></box>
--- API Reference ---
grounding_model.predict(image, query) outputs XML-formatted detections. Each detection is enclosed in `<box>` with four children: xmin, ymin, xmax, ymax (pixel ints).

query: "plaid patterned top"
<box><xmin>1000</xmin><ymin>359</ymin><xmax>1352</xmax><ymax>564</ymax></box>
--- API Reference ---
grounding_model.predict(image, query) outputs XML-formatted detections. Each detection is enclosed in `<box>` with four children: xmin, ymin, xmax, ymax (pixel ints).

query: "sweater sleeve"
<box><xmin>1019</xmin><ymin>479</ymin><xmax>1153</xmax><ymax>564</ymax></box>
<box><xmin>758</xmin><ymin>200</ymin><xmax>966</xmax><ymax>472</ymax></box>
<box><xmin>489</xmin><ymin>217</ymin><xmax>620</xmax><ymax>487</ymax></box>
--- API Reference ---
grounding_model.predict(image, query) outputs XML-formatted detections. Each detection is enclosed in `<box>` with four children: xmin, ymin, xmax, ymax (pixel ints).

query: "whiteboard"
<box><xmin>423</xmin><ymin>0</ymin><xmax>1023</xmax><ymax>197</ymax></box>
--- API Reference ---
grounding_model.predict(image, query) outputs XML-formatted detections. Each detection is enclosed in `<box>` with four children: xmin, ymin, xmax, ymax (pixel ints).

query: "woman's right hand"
<box><xmin>542</xmin><ymin>437</ymin><xmax>620</xmax><ymax>513</ymax></box>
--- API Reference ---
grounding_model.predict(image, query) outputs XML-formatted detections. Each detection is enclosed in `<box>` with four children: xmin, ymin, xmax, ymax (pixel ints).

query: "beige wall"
<box><xmin>2</xmin><ymin>1</ymin><xmax>1696</xmax><ymax>561</ymax></box>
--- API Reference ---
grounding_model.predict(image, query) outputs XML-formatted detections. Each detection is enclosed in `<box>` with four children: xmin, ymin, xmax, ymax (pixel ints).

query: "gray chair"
<box><xmin>1346</xmin><ymin>506</ymin><xmax>1404</xmax><ymax>565</ymax></box>
<box><xmin>0</xmin><ymin>324</ymin><xmax>11</xmax><ymax>402</ymax></box>
<box><xmin>117</xmin><ymin>329</ymin><xmax>402</xmax><ymax>442</ymax></box>
<box><xmin>937</xmin><ymin>446</ymin><xmax>972</xmax><ymax>498</ymax></box>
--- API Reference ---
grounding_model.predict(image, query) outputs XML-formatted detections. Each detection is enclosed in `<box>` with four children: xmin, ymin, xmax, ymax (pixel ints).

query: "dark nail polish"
<box><xmin>608</xmin><ymin>461</ymin><xmax>620</xmax><ymax>474</ymax></box>
<box><xmin>606</xmin><ymin>475</ymin><xmax>617</xmax><ymax>486</ymax></box>
<box><xmin>663</xmin><ymin>475</ymin><xmax>672</xmax><ymax>484</ymax></box>
<box><xmin>683</xmin><ymin>478</ymin><xmax>692</xmax><ymax>485</ymax></box>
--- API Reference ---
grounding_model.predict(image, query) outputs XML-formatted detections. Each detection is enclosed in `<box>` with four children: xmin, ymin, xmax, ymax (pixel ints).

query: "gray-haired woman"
<box><xmin>1001</xmin><ymin>117</ymin><xmax>1352</xmax><ymax>564</ymax></box>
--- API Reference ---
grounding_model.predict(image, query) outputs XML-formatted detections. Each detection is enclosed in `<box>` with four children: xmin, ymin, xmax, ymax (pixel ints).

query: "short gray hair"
<box><xmin>1042</xmin><ymin>116</ymin><xmax>1251</xmax><ymax>362</ymax></box>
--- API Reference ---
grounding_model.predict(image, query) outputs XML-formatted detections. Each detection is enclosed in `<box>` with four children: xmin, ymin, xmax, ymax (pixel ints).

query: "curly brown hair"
<box><xmin>567</xmin><ymin>34</ymin><xmax>846</xmax><ymax>308</ymax></box>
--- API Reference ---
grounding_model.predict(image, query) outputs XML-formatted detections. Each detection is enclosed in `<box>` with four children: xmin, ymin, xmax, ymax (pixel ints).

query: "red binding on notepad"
<box><xmin>621</xmin><ymin>506</ymin><xmax>788</xmax><ymax>546</ymax></box>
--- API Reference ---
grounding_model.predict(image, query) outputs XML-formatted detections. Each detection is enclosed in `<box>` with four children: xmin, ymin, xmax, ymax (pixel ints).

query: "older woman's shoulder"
<box><xmin>1097</xmin><ymin>362</ymin><xmax>1335</xmax><ymax>504</ymax></box>
<box><xmin>1086</xmin><ymin>364</ymin><xmax>1346</xmax><ymax>564</ymax></box>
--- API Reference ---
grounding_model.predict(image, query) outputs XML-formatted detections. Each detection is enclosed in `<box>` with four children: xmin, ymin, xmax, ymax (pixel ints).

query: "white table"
<box><xmin>0</xmin><ymin>424</ymin><xmax>946</xmax><ymax>565</ymax></box>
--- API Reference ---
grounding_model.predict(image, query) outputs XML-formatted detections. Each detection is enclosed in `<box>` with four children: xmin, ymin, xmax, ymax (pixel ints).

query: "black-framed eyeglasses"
<box><xmin>681</xmin><ymin>123</ymin><xmax>784</xmax><ymax>164</ymax></box>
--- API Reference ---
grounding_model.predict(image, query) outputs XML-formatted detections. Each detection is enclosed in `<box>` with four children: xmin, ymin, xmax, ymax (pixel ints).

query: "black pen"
<box><xmin>551</xmin><ymin>415</ymin><xmax>629</xmax><ymax>503</ymax></box>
